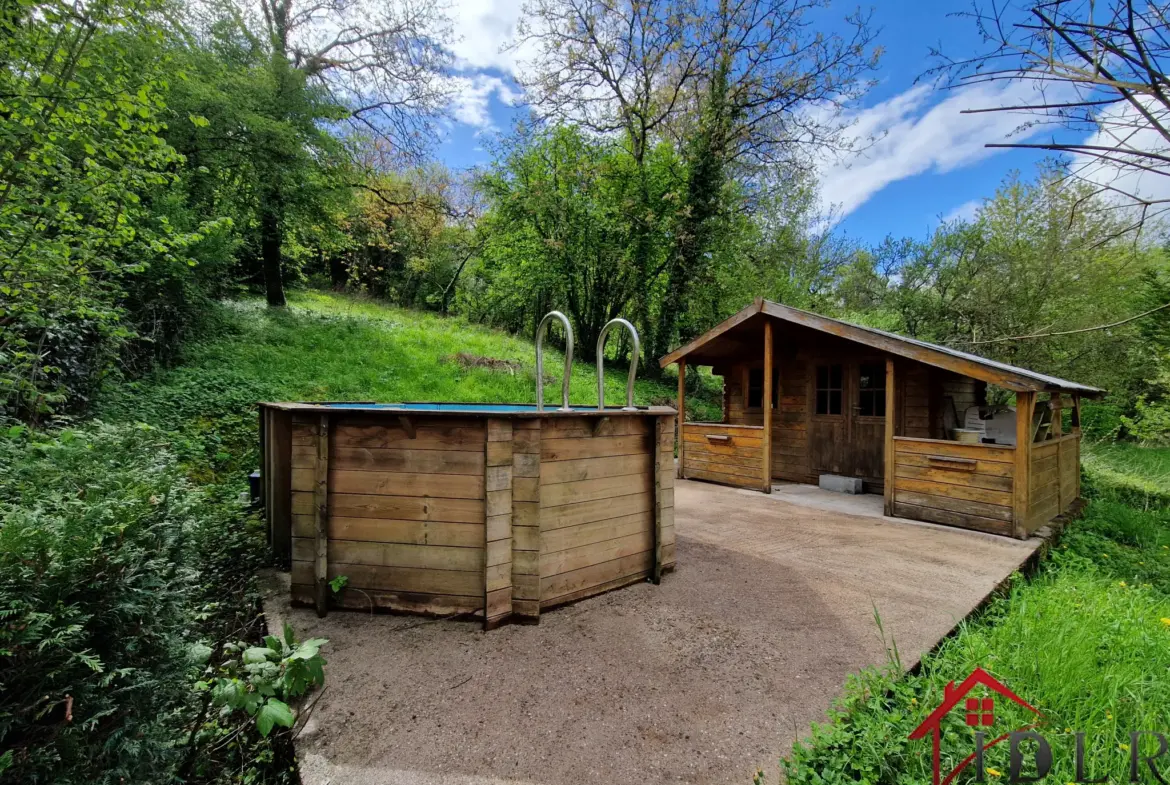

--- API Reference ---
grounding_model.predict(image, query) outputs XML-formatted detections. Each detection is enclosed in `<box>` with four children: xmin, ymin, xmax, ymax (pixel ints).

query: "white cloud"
<box><xmin>447</xmin><ymin>0</ymin><xmax>526</xmax><ymax>74</ymax></box>
<box><xmin>1073</xmin><ymin>96</ymin><xmax>1170</xmax><ymax>210</ymax></box>
<box><xmin>818</xmin><ymin>80</ymin><xmax>1067</xmax><ymax>219</ymax></box>
<box><xmin>942</xmin><ymin>199</ymin><xmax>982</xmax><ymax>224</ymax></box>
<box><xmin>447</xmin><ymin>73</ymin><xmax>522</xmax><ymax>131</ymax></box>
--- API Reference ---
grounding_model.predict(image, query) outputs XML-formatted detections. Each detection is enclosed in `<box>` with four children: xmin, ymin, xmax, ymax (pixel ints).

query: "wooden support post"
<box><xmin>484</xmin><ymin>418</ymin><xmax>514</xmax><ymax>629</ymax></box>
<box><xmin>762</xmin><ymin>321</ymin><xmax>774</xmax><ymax>493</ymax></box>
<box><xmin>511</xmin><ymin>420</ymin><xmax>541</xmax><ymax>621</ymax></box>
<box><xmin>652</xmin><ymin>415</ymin><xmax>672</xmax><ymax>582</ymax></box>
<box><xmin>1050</xmin><ymin>394</ymin><xmax>1063</xmax><ymax>438</ymax></box>
<box><xmin>677</xmin><ymin>360</ymin><xmax>686</xmax><ymax>479</ymax></box>
<box><xmin>313</xmin><ymin>413</ymin><xmax>330</xmax><ymax>617</ymax></box>
<box><xmin>1013</xmin><ymin>392</ymin><xmax>1035</xmax><ymax>540</ymax></box>
<box><xmin>1071</xmin><ymin>394</ymin><xmax>1082</xmax><ymax>500</ymax></box>
<box><xmin>883</xmin><ymin>358</ymin><xmax>896</xmax><ymax>516</ymax></box>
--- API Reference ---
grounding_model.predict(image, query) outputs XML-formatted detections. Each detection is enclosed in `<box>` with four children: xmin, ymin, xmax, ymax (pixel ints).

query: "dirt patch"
<box><xmin>446</xmin><ymin>352</ymin><xmax>522</xmax><ymax>374</ymax></box>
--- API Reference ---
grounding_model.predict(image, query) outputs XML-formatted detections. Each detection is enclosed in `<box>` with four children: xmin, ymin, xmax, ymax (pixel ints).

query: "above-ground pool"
<box><xmin>259</xmin><ymin>402</ymin><xmax>676</xmax><ymax>628</ymax></box>
<box><xmin>258</xmin><ymin>311</ymin><xmax>676</xmax><ymax>629</ymax></box>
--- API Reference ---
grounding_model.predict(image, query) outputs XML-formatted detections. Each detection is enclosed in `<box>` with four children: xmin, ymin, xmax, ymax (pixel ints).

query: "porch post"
<box><xmin>883</xmin><ymin>358</ymin><xmax>896</xmax><ymax>516</ymax></box>
<box><xmin>762</xmin><ymin>321</ymin><xmax>773</xmax><ymax>493</ymax></box>
<box><xmin>1013</xmin><ymin>391</ymin><xmax>1035</xmax><ymax>539</ymax></box>
<box><xmin>677</xmin><ymin>360</ymin><xmax>686</xmax><ymax>480</ymax></box>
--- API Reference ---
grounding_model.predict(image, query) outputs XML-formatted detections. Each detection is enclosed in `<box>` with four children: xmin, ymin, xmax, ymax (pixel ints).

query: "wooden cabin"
<box><xmin>660</xmin><ymin>299</ymin><xmax>1104</xmax><ymax>539</ymax></box>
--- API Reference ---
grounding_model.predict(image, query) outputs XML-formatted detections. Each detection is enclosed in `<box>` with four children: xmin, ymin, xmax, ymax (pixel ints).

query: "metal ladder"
<box><xmin>535</xmin><ymin>312</ymin><xmax>641</xmax><ymax>412</ymax></box>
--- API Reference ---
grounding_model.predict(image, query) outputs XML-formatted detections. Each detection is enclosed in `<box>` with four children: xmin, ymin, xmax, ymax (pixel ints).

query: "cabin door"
<box><xmin>808</xmin><ymin>360</ymin><xmax>886</xmax><ymax>485</ymax></box>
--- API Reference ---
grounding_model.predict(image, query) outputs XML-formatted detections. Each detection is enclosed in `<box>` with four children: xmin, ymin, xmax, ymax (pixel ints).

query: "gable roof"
<box><xmin>658</xmin><ymin>298</ymin><xmax>1105</xmax><ymax>397</ymax></box>
<box><xmin>908</xmin><ymin>666</ymin><xmax>1041</xmax><ymax>739</ymax></box>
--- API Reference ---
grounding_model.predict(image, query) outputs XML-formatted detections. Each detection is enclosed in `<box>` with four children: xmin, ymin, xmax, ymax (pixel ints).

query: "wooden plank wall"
<box><xmin>262</xmin><ymin>407</ymin><xmax>293</xmax><ymax>564</ymax></box>
<box><xmin>890</xmin><ymin>437</ymin><xmax>1016</xmax><ymax>537</ymax></box>
<box><xmin>680</xmin><ymin>423</ymin><xmax>765</xmax><ymax>488</ymax></box>
<box><xmin>538</xmin><ymin>416</ymin><xmax>657</xmax><ymax>608</ymax></box>
<box><xmin>1026</xmin><ymin>433</ymin><xmax>1080</xmax><ymax>532</ymax></box>
<box><xmin>654</xmin><ymin>415</ymin><xmax>677</xmax><ymax>572</ymax></box>
<box><xmin>485</xmin><ymin>419</ymin><xmax>513</xmax><ymax>627</ymax></box>
<box><xmin>901</xmin><ymin>364</ymin><xmax>932</xmax><ymax>439</ymax></box>
<box><xmin>288</xmin><ymin>415</ymin><xmax>488</xmax><ymax>615</ymax></box>
<box><xmin>511</xmin><ymin>420</ymin><xmax>541</xmax><ymax>619</ymax></box>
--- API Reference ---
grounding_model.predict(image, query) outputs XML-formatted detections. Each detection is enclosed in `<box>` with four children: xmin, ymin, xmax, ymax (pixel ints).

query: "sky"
<box><xmin>435</xmin><ymin>0</ymin><xmax>1127</xmax><ymax>246</ymax></box>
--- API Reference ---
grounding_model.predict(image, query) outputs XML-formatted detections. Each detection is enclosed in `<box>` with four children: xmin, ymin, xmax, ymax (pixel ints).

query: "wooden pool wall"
<box><xmin>260</xmin><ymin>405</ymin><xmax>677</xmax><ymax>628</ymax></box>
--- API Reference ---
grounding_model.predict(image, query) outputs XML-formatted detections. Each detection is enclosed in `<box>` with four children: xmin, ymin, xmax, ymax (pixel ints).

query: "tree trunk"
<box><xmin>329</xmin><ymin>252</ymin><xmax>347</xmax><ymax>289</ymax></box>
<box><xmin>261</xmin><ymin>203</ymin><xmax>286</xmax><ymax>307</ymax></box>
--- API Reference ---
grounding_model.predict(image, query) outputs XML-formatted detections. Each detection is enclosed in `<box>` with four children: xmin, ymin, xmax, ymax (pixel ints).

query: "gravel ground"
<box><xmin>268</xmin><ymin>480</ymin><xmax>1040</xmax><ymax>785</ymax></box>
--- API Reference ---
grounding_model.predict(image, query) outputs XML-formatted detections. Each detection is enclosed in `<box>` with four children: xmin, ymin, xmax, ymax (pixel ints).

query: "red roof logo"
<box><xmin>909</xmin><ymin>667</ymin><xmax>1043</xmax><ymax>785</ymax></box>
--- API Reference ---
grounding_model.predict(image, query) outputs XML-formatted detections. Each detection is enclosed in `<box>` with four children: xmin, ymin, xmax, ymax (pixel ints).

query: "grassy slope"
<box><xmin>782</xmin><ymin>443</ymin><xmax>1170</xmax><ymax>785</ymax></box>
<box><xmin>100</xmin><ymin>291</ymin><xmax>718</xmax><ymax>482</ymax></box>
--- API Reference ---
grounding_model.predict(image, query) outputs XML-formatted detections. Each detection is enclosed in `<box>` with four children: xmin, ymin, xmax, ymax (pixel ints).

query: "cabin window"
<box><xmin>857</xmin><ymin>363</ymin><xmax>886</xmax><ymax>417</ymax></box>
<box><xmin>746</xmin><ymin>368</ymin><xmax>781</xmax><ymax>410</ymax></box>
<box><xmin>747</xmin><ymin>368</ymin><xmax>764</xmax><ymax>408</ymax></box>
<box><xmin>815</xmin><ymin>364</ymin><xmax>843</xmax><ymax>416</ymax></box>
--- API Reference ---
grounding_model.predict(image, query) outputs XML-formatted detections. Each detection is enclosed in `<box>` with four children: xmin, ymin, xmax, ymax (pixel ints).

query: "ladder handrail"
<box><xmin>596</xmin><ymin>318</ymin><xmax>640</xmax><ymax>411</ymax></box>
<box><xmin>536</xmin><ymin>311</ymin><xmax>574</xmax><ymax>412</ymax></box>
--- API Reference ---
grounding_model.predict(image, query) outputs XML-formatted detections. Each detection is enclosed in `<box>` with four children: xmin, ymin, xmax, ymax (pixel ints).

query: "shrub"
<box><xmin>0</xmin><ymin>421</ymin><xmax>295</xmax><ymax>784</ymax></box>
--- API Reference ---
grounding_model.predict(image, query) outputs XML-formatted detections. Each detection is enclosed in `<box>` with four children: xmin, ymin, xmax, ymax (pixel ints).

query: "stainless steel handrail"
<box><xmin>596</xmin><ymin>318</ymin><xmax>640</xmax><ymax>411</ymax></box>
<box><xmin>536</xmin><ymin>311</ymin><xmax>574</xmax><ymax>412</ymax></box>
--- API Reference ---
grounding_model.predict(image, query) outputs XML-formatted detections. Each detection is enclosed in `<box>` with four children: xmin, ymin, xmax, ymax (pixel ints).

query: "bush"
<box><xmin>0</xmin><ymin>421</ymin><xmax>293</xmax><ymax>784</ymax></box>
<box><xmin>0</xmin><ymin>423</ymin><xmax>206</xmax><ymax>781</ymax></box>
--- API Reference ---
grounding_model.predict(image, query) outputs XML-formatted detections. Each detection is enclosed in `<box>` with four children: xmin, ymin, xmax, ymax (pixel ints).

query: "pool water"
<box><xmin>319</xmin><ymin>402</ymin><xmax>647</xmax><ymax>413</ymax></box>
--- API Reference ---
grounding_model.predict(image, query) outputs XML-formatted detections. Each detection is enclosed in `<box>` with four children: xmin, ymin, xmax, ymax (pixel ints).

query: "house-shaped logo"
<box><xmin>909</xmin><ymin>667</ymin><xmax>1043</xmax><ymax>785</ymax></box>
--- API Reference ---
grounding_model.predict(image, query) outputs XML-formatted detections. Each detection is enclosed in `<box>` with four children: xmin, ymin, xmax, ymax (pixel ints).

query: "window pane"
<box><xmin>816</xmin><ymin>390</ymin><xmax>828</xmax><ymax>415</ymax></box>
<box><xmin>816</xmin><ymin>366</ymin><xmax>829</xmax><ymax>389</ymax></box>
<box><xmin>748</xmin><ymin>368</ymin><xmax>763</xmax><ymax>408</ymax></box>
<box><xmin>830</xmin><ymin>365</ymin><xmax>843</xmax><ymax>388</ymax></box>
<box><xmin>875</xmin><ymin>390</ymin><xmax>886</xmax><ymax>415</ymax></box>
<box><xmin>829</xmin><ymin>390</ymin><xmax>842</xmax><ymax>415</ymax></box>
<box><xmin>859</xmin><ymin>391</ymin><xmax>874</xmax><ymax>417</ymax></box>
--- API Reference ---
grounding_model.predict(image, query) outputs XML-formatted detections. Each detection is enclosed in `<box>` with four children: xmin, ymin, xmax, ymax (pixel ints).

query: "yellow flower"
<box><xmin>1065</xmin><ymin>728</ymin><xmax>1072</xmax><ymax>733</ymax></box>
<box><xmin>1160</xmin><ymin>618</ymin><xmax>1170</xmax><ymax>627</ymax></box>
<box><xmin>1120</xmin><ymin>743</ymin><xmax>1131</xmax><ymax>752</ymax></box>
<box><xmin>987</xmin><ymin>768</ymin><xmax>1002</xmax><ymax>778</ymax></box>
<box><xmin>1119</xmin><ymin>581</ymin><xmax>1128</xmax><ymax>587</ymax></box>
<box><xmin>911</xmin><ymin>697</ymin><xmax>918</xmax><ymax>706</ymax></box>
<box><xmin>1107</xmin><ymin>712</ymin><xmax>1114</xmax><ymax>720</ymax></box>
<box><xmin>1102</xmin><ymin>553</ymin><xmax>1110</xmax><ymax>558</ymax></box>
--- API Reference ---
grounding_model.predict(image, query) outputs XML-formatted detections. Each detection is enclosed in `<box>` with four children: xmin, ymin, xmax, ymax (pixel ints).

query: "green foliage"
<box><xmin>0</xmin><ymin>422</ymin><xmax>225</xmax><ymax>782</ymax></box>
<box><xmin>0</xmin><ymin>0</ymin><xmax>225</xmax><ymax>420</ymax></box>
<box><xmin>201</xmin><ymin>624</ymin><xmax>326</xmax><ymax>739</ymax></box>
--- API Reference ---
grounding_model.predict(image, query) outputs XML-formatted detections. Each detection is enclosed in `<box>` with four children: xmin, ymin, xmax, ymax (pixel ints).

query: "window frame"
<box><xmin>855</xmin><ymin>361</ymin><xmax>887</xmax><ymax>420</ymax></box>
<box><xmin>812</xmin><ymin>363</ymin><xmax>844</xmax><ymax>418</ymax></box>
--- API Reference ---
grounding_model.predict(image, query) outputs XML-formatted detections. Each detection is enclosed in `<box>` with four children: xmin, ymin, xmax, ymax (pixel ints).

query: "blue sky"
<box><xmin>437</xmin><ymin>0</ymin><xmax>1076</xmax><ymax>246</ymax></box>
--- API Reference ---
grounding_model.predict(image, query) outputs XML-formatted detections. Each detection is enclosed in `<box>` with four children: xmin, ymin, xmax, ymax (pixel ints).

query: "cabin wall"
<box><xmin>681</xmin><ymin>423</ymin><xmax>765</xmax><ymax>488</ymax></box>
<box><xmin>889</xmin><ymin>437</ymin><xmax>1016</xmax><ymax>537</ymax></box>
<box><xmin>1026</xmin><ymin>434</ymin><xmax>1080</xmax><ymax>533</ymax></box>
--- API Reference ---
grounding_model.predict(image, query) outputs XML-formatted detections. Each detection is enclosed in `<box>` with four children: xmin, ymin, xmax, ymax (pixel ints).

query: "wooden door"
<box><xmin>809</xmin><ymin>362</ymin><xmax>847</xmax><ymax>475</ymax></box>
<box><xmin>808</xmin><ymin>360</ymin><xmax>887</xmax><ymax>484</ymax></box>
<box><xmin>849</xmin><ymin>361</ymin><xmax>886</xmax><ymax>483</ymax></box>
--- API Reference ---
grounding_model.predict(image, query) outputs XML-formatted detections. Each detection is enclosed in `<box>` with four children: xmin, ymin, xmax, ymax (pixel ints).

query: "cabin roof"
<box><xmin>658</xmin><ymin>298</ymin><xmax>1105</xmax><ymax>397</ymax></box>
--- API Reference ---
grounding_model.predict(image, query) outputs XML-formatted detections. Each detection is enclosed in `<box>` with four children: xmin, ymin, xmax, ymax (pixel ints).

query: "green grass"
<box><xmin>99</xmin><ymin>291</ymin><xmax>719</xmax><ymax>482</ymax></box>
<box><xmin>1084</xmin><ymin>440</ymin><xmax>1170</xmax><ymax>508</ymax></box>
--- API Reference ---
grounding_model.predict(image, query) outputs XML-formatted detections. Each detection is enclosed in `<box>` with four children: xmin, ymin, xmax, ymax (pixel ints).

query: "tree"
<box><xmin>472</xmin><ymin>124</ymin><xmax>681</xmax><ymax>350</ymax></box>
<box><xmin>189</xmin><ymin>0</ymin><xmax>451</xmax><ymax>306</ymax></box>
<box><xmin>935</xmin><ymin>0</ymin><xmax>1170</xmax><ymax>232</ymax></box>
<box><xmin>514</xmin><ymin>0</ymin><xmax>880</xmax><ymax>360</ymax></box>
<box><xmin>0</xmin><ymin>0</ymin><xmax>216</xmax><ymax>419</ymax></box>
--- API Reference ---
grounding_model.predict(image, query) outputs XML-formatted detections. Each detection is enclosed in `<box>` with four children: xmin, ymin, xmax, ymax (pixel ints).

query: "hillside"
<box><xmin>99</xmin><ymin>291</ymin><xmax>719</xmax><ymax>483</ymax></box>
